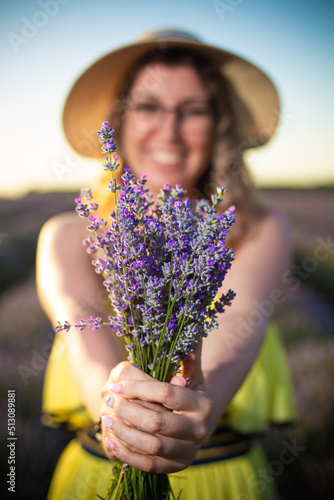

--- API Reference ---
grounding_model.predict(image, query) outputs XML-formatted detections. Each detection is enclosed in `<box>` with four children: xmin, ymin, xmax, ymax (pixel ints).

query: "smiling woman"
<box><xmin>37</xmin><ymin>29</ymin><xmax>297</xmax><ymax>500</ymax></box>
<box><xmin>121</xmin><ymin>63</ymin><xmax>215</xmax><ymax>198</ymax></box>
<box><xmin>96</xmin><ymin>45</ymin><xmax>263</xmax><ymax>245</ymax></box>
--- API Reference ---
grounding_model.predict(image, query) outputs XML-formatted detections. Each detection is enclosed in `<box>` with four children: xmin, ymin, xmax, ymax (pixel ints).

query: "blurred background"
<box><xmin>0</xmin><ymin>0</ymin><xmax>333</xmax><ymax>498</ymax></box>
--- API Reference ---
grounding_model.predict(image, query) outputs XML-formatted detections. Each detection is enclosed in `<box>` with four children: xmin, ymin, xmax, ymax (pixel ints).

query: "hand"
<box><xmin>100</xmin><ymin>345</ymin><xmax>214</xmax><ymax>473</ymax></box>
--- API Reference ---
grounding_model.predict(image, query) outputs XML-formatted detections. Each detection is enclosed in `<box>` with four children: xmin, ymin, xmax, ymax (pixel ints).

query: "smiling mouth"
<box><xmin>151</xmin><ymin>151</ymin><xmax>183</xmax><ymax>165</ymax></box>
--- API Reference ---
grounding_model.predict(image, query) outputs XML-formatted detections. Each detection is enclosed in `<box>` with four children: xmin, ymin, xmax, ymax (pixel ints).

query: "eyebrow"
<box><xmin>128</xmin><ymin>94</ymin><xmax>210</xmax><ymax>105</ymax></box>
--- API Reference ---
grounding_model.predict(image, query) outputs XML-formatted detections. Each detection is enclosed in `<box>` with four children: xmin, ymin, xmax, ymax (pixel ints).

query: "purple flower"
<box><xmin>97</xmin><ymin>122</ymin><xmax>116</xmax><ymax>154</ymax></box>
<box><xmin>58</xmin><ymin>124</ymin><xmax>236</xmax><ymax>385</ymax></box>
<box><xmin>55</xmin><ymin>321</ymin><xmax>71</xmax><ymax>333</ymax></box>
<box><xmin>80</xmin><ymin>188</ymin><xmax>93</xmax><ymax>200</ymax></box>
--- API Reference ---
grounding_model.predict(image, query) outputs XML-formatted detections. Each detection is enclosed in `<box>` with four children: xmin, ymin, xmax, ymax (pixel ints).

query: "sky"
<box><xmin>1</xmin><ymin>0</ymin><xmax>333</xmax><ymax>197</ymax></box>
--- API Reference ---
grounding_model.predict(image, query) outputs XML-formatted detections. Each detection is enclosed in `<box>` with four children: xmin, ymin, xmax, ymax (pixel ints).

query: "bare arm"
<box><xmin>201</xmin><ymin>208</ymin><xmax>291</xmax><ymax>434</ymax></box>
<box><xmin>36</xmin><ymin>212</ymin><xmax>125</xmax><ymax>420</ymax></box>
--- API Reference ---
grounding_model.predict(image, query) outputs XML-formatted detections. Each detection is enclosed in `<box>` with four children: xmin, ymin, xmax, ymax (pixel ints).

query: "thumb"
<box><xmin>169</xmin><ymin>342</ymin><xmax>204</xmax><ymax>388</ymax></box>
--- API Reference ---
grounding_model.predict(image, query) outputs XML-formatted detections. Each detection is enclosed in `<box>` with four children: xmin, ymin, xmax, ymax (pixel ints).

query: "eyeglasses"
<box><xmin>125</xmin><ymin>101</ymin><xmax>214</xmax><ymax>135</ymax></box>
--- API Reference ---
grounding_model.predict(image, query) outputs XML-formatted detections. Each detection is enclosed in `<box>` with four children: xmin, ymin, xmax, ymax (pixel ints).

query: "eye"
<box><xmin>133</xmin><ymin>102</ymin><xmax>159</xmax><ymax>113</ymax></box>
<box><xmin>181</xmin><ymin>107</ymin><xmax>212</xmax><ymax>119</ymax></box>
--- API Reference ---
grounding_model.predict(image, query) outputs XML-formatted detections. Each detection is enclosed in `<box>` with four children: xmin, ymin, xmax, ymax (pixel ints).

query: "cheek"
<box><xmin>120</xmin><ymin>122</ymin><xmax>139</xmax><ymax>163</ymax></box>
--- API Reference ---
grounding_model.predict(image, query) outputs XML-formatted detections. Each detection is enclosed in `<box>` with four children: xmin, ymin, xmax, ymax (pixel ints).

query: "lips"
<box><xmin>151</xmin><ymin>151</ymin><xmax>183</xmax><ymax>165</ymax></box>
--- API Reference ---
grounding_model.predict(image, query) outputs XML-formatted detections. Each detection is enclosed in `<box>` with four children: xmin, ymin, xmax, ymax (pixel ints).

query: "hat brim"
<box><xmin>63</xmin><ymin>35</ymin><xmax>279</xmax><ymax>157</ymax></box>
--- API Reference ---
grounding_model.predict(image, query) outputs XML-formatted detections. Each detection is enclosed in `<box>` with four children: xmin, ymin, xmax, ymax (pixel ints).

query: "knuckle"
<box><xmin>194</xmin><ymin>397</ymin><xmax>213</xmax><ymax>441</ymax></box>
<box><xmin>149</xmin><ymin>412</ymin><xmax>165</xmax><ymax>434</ymax></box>
<box><xmin>194</xmin><ymin>423</ymin><xmax>208</xmax><ymax>441</ymax></box>
<box><xmin>147</xmin><ymin>436</ymin><xmax>163</xmax><ymax>456</ymax></box>
<box><xmin>202</xmin><ymin>396</ymin><xmax>213</xmax><ymax>418</ymax></box>
<box><xmin>112</xmin><ymin>361</ymin><xmax>131</xmax><ymax>382</ymax></box>
<box><xmin>159</xmin><ymin>382</ymin><xmax>174</xmax><ymax>404</ymax></box>
<box><xmin>141</xmin><ymin>457</ymin><xmax>156</xmax><ymax>473</ymax></box>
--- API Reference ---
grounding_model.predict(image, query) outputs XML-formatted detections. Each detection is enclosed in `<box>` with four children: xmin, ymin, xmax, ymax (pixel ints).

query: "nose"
<box><xmin>157</xmin><ymin>109</ymin><xmax>181</xmax><ymax>142</ymax></box>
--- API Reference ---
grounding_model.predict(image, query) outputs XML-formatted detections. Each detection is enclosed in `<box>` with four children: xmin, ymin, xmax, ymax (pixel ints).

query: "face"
<box><xmin>121</xmin><ymin>63</ymin><xmax>214</xmax><ymax>198</ymax></box>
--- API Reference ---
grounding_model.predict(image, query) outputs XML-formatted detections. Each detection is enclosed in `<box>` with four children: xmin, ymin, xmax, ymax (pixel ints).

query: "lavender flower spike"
<box><xmin>57</xmin><ymin>123</ymin><xmax>236</xmax><ymax>500</ymax></box>
<box><xmin>97</xmin><ymin>122</ymin><xmax>117</xmax><ymax>155</ymax></box>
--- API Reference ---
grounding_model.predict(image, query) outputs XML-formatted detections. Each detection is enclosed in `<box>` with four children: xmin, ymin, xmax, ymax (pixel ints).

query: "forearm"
<box><xmin>67</xmin><ymin>325</ymin><xmax>125</xmax><ymax>421</ymax></box>
<box><xmin>201</xmin><ymin>313</ymin><xmax>267</xmax><ymax>437</ymax></box>
<box><xmin>43</xmin><ymin>291</ymin><xmax>125</xmax><ymax>421</ymax></box>
<box><xmin>200</xmin><ymin>210</ymin><xmax>291</xmax><ymax>436</ymax></box>
<box><xmin>37</xmin><ymin>214</ymin><xmax>127</xmax><ymax>421</ymax></box>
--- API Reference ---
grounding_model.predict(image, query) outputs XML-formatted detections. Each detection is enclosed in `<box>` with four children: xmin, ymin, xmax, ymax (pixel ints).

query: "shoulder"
<box><xmin>244</xmin><ymin>205</ymin><xmax>291</xmax><ymax>249</ymax></box>
<box><xmin>39</xmin><ymin>211</ymin><xmax>85</xmax><ymax>239</ymax></box>
<box><xmin>223</xmin><ymin>206</ymin><xmax>292</xmax><ymax>310</ymax></box>
<box><xmin>232</xmin><ymin>206</ymin><xmax>292</xmax><ymax>280</ymax></box>
<box><xmin>36</xmin><ymin>212</ymin><xmax>97</xmax><ymax>319</ymax></box>
<box><xmin>38</xmin><ymin>212</ymin><xmax>86</xmax><ymax>247</ymax></box>
<box><xmin>37</xmin><ymin>212</ymin><xmax>88</xmax><ymax>264</ymax></box>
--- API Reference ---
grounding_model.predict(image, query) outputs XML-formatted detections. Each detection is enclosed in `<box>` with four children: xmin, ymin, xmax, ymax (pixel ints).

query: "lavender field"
<box><xmin>0</xmin><ymin>188</ymin><xmax>333</xmax><ymax>499</ymax></box>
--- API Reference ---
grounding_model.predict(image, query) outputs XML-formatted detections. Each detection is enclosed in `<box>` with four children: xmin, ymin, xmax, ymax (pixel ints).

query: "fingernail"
<box><xmin>105</xmin><ymin>436</ymin><xmax>116</xmax><ymax>451</ymax></box>
<box><xmin>105</xmin><ymin>395</ymin><xmax>115</xmax><ymax>408</ymax></box>
<box><xmin>178</xmin><ymin>376</ymin><xmax>187</xmax><ymax>385</ymax></box>
<box><xmin>109</xmin><ymin>383</ymin><xmax>122</xmax><ymax>394</ymax></box>
<box><xmin>102</xmin><ymin>415</ymin><xmax>113</xmax><ymax>430</ymax></box>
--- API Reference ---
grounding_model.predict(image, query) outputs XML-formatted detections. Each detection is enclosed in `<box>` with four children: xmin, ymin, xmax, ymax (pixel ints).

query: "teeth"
<box><xmin>152</xmin><ymin>152</ymin><xmax>181</xmax><ymax>163</ymax></box>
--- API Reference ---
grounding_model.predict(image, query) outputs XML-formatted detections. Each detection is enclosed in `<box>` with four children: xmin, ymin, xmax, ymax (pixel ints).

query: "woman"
<box><xmin>37</xmin><ymin>30</ymin><xmax>296</xmax><ymax>499</ymax></box>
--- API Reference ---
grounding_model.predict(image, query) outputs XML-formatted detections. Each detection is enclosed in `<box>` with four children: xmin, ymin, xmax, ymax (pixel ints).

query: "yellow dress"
<box><xmin>42</xmin><ymin>323</ymin><xmax>297</xmax><ymax>500</ymax></box>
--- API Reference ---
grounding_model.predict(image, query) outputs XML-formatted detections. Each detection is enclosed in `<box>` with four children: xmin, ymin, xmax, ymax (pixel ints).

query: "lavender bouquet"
<box><xmin>56</xmin><ymin>122</ymin><xmax>236</xmax><ymax>500</ymax></box>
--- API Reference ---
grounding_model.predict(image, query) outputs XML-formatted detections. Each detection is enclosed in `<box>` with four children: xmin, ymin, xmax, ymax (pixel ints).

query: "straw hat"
<box><xmin>63</xmin><ymin>29</ymin><xmax>279</xmax><ymax>158</ymax></box>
